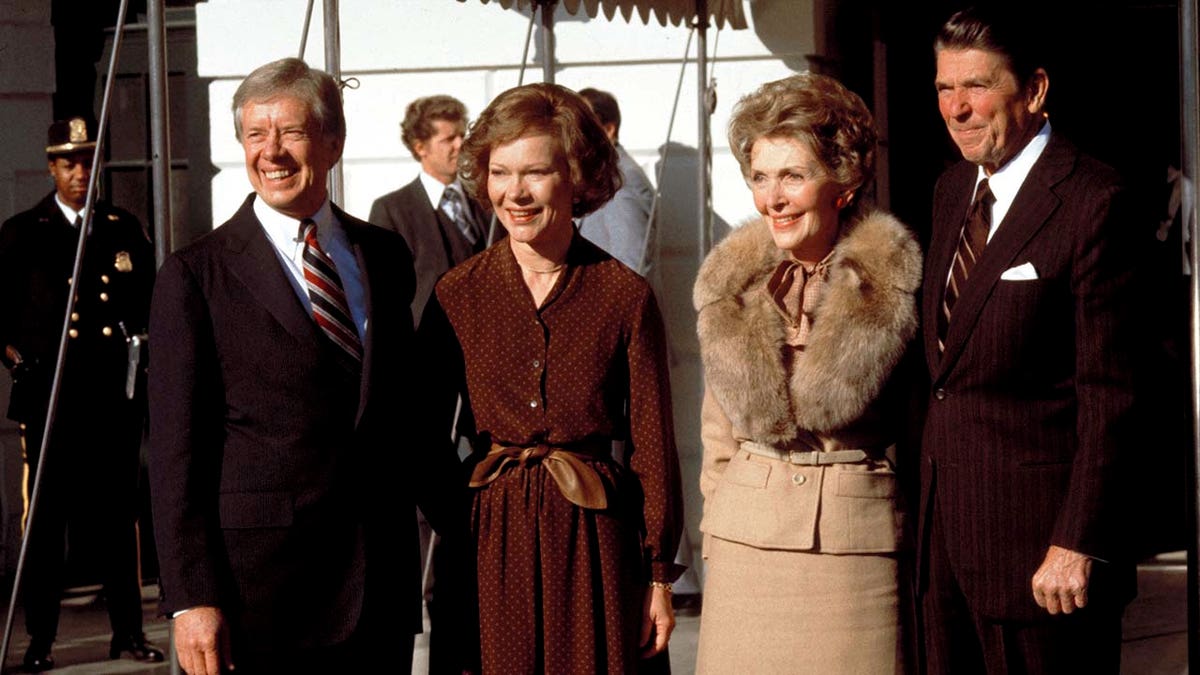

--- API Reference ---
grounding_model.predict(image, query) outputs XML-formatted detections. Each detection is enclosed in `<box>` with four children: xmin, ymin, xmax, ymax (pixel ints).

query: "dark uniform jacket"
<box><xmin>0</xmin><ymin>191</ymin><xmax>154</xmax><ymax>427</ymax></box>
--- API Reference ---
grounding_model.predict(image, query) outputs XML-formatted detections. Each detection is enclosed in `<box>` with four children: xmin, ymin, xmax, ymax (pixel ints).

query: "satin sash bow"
<box><xmin>469</xmin><ymin>441</ymin><xmax>610</xmax><ymax>510</ymax></box>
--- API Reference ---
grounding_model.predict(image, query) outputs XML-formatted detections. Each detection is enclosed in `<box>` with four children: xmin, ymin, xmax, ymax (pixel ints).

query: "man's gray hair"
<box><xmin>231</xmin><ymin>57</ymin><xmax>345</xmax><ymax>144</ymax></box>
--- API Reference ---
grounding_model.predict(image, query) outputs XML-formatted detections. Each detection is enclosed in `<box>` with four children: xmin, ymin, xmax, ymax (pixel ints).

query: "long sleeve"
<box><xmin>1053</xmin><ymin>182</ymin><xmax>1138</xmax><ymax>560</ymax></box>
<box><xmin>624</xmin><ymin>287</ymin><xmax>684</xmax><ymax>582</ymax></box>
<box><xmin>147</xmin><ymin>254</ymin><xmax>227</xmax><ymax>613</ymax></box>
<box><xmin>409</xmin><ymin>290</ymin><xmax>472</xmax><ymax>536</ymax></box>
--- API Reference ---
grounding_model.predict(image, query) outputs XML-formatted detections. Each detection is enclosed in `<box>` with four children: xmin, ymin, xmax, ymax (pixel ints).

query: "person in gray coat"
<box><xmin>577</xmin><ymin>88</ymin><xmax>655</xmax><ymax>276</ymax></box>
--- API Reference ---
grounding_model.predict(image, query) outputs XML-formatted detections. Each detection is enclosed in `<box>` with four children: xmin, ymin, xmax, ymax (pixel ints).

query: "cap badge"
<box><xmin>69</xmin><ymin>118</ymin><xmax>88</xmax><ymax>144</ymax></box>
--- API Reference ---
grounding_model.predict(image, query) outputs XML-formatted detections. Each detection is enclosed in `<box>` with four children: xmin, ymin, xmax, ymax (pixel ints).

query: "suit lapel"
<box><xmin>223</xmin><ymin>195</ymin><xmax>319</xmax><ymax>344</ymax></box>
<box><xmin>338</xmin><ymin>206</ymin><xmax>374</xmax><ymax>427</ymax></box>
<box><xmin>933</xmin><ymin>137</ymin><xmax>1077</xmax><ymax>381</ymax></box>
<box><xmin>924</xmin><ymin>165</ymin><xmax>974</xmax><ymax>374</ymax></box>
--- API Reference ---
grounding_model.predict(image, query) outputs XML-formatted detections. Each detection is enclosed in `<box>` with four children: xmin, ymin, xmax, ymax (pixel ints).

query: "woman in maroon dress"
<box><xmin>418</xmin><ymin>83</ymin><xmax>683</xmax><ymax>674</ymax></box>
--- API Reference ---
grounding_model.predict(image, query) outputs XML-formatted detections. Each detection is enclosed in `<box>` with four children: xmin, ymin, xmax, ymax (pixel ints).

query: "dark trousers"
<box><xmin>921</xmin><ymin>512</ymin><xmax>1122</xmax><ymax>675</ymax></box>
<box><xmin>19</xmin><ymin>396</ymin><xmax>144</xmax><ymax>646</ymax></box>
<box><xmin>232</xmin><ymin>611</ymin><xmax>414</xmax><ymax>674</ymax></box>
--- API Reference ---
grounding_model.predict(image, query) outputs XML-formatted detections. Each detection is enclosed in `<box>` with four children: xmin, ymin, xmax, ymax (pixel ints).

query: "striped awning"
<box><xmin>456</xmin><ymin>0</ymin><xmax>747</xmax><ymax>30</ymax></box>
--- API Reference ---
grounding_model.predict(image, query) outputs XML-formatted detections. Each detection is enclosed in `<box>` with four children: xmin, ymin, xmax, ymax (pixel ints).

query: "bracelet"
<box><xmin>649</xmin><ymin>581</ymin><xmax>673</xmax><ymax>593</ymax></box>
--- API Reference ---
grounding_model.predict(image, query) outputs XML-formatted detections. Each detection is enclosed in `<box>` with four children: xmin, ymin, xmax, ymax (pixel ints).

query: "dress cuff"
<box><xmin>650</xmin><ymin>560</ymin><xmax>687</xmax><ymax>583</ymax></box>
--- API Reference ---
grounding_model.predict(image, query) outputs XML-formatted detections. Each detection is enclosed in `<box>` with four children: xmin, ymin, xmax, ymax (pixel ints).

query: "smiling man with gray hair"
<box><xmin>149</xmin><ymin>57</ymin><xmax>463</xmax><ymax>674</ymax></box>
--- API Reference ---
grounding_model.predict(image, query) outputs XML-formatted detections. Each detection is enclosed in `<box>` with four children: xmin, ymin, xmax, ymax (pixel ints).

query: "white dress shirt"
<box><xmin>254</xmin><ymin>196</ymin><xmax>368</xmax><ymax>342</ymax></box>
<box><xmin>975</xmin><ymin>121</ymin><xmax>1052</xmax><ymax>243</ymax></box>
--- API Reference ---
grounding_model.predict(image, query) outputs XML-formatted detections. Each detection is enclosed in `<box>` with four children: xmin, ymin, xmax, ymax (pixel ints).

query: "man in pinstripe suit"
<box><xmin>918</xmin><ymin>8</ymin><xmax>1138</xmax><ymax>673</ymax></box>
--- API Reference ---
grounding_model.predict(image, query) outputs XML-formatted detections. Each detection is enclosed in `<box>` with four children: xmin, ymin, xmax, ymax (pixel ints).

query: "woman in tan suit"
<box><xmin>693</xmin><ymin>73</ymin><xmax>921</xmax><ymax>673</ymax></box>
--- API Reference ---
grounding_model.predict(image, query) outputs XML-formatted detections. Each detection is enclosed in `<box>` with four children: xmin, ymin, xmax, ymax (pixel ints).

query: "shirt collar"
<box><xmin>253</xmin><ymin>195</ymin><xmax>342</xmax><ymax>250</ymax></box>
<box><xmin>975</xmin><ymin>120</ymin><xmax>1051</xmax><ymax>209</ymax></box>
<box><xmin>54</xmin><ymin>194</ymin><xmax>82</xmax><ymax>225</ymax></box>
<box><xmin>418</xmin><ymin>170</ymin><xmax>467</xmax><ymax>211</ymax></box>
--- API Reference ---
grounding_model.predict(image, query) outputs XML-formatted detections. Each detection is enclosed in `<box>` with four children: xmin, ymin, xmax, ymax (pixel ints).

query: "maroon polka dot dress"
<box><xmin>429</xmin><ymin>233</ymin><xmax>684</xmax><ymax>674</ymax></box>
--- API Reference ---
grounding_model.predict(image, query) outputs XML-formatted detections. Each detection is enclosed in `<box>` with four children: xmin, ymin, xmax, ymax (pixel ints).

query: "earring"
<box><xmin>835</xmin><ymin>195</ymin><xmax>849</xmax><ymax>209</ymax></box>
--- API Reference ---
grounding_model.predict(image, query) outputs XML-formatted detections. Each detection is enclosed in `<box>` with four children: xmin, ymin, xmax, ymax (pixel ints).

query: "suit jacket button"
<box><xmin>101</xmin><ymin>274</ymin><xmax>110</xmax><ymax>284</ymax></box>
<box><xmin>68</xmin><ymin>328</ymin><xmax>78</xmax><ymax>339</ymax></box>
<box><xmin>791</xmin><ymin>473</ymin><xmax>806</xmax><ymax>486</ymax></box>
<box><xmin>70</xmin><ymin>312</ymin><xmax>79</xmax><ymax>322</ymax></box>
<box><xmin>102</xmin><ymin>326</ymin><xmax>113</xmax><ymax>337</ymax></box>
<box><xmin>935</xmin><ymin>388</ymin><xmax>947</xmax><ymax>400</ymax></box>
<box><xmin>99</xmin><ymin>292</ymin><xmax>109</xmax><ymax>302</ymax></box>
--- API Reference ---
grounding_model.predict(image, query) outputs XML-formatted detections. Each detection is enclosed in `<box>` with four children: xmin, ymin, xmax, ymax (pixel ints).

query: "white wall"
<box><xmin>195</xmin><ymin>0</ymin><xmax>822</xmax><ymax>592</ymax></box>
<box><xmin>197</xmin><ymin>0</ymin><xmax>815</xmax><ymax>225</ymax></box>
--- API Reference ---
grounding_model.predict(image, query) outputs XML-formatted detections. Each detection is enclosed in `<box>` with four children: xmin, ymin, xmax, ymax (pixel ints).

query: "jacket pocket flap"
<box><xmin>721</xmin><ymin>455</ymin><xmax>771</xmax><ymax>488</ymax></box>
<box><xmin>836</xmin><ymin>471</ymin><xmax>896</xmax><ymax>499</ymax></box>
<box><xmin>219</xmin><ymin>491</ymin><xmax>294</xmax><ymax>529</ymax></box>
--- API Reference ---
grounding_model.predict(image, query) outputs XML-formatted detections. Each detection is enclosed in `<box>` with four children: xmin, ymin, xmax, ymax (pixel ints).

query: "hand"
<box><xmin>639</xmin><ymin>585</ymin><xmax>675</xmax><ymax>658</ymax></box>
<box><xmin>1031</xmin><ymin>545</ymin><xmax>1092</xmax><ymax>615</ymax></box>
<box><xmin>173</xmin><ymin>606</ymin><xmax>233</xmax><ymax>674</ymax></box>
<box><xmin>3</xmin><ymin>345</ymin><xmax>20</xmax><ymax>366</ymax></box>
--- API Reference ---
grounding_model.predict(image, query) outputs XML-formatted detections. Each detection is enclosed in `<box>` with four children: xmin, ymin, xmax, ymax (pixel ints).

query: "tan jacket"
<box><xmin>694</xmin><ymin>211</ymin><xmax>921</xmax><ymax>554</ymax></box>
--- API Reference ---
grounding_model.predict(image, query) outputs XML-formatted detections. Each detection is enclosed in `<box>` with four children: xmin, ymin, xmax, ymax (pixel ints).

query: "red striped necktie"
<box><xmin>300</xmin><ymin>219</ymin><xmax>363</xmax><ymax>368</ymax></box>
<box><xmin>938</xmin><ymin>178</ymin><xmax>994</xmax><ymax>351</ymax></box>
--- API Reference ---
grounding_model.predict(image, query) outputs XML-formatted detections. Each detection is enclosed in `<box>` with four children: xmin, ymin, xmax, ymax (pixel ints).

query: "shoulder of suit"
<box><xmin>94</xmin><ymin>203</ymin><xmax>153</xmax><ymax>242</ymax></box>
<box><xmin>2</xmin><ymin>191</ymin><xmax>58</xmax><ymax>228</ymax></box>
<box><xmin>1067</xmin><ymin>151</ymin><xmax>1124</xmax><ymax>191</ymax></box>
<box><xmin>374</xmin><ymin>178</ymin><xmax>426</xmax><ymax>207</ymax></box>
<box><xmin>167</xmin><ymin>204</ymin><xmax>249</xmax><ymax>264</ymax></box>
<box><xmin>935</xmin><ymin>159</ymin><xmax>978</xmax><ymax>189</ymax></box>
<box><xmin>344</xmin><ymin>209</ymin><xmax>413</xmax><ymax>257</ymax></box>
<box><xmin>1022</xmin><ymin>135</ymin><xmax>1125</xmax><ymax>200</ymax></box>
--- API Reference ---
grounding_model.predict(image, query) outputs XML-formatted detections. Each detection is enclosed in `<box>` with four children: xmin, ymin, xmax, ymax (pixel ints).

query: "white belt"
<box><xmin>739</xmin><ymin>440</ymin><xmax>873</xmax><ymax>466</ymax></box>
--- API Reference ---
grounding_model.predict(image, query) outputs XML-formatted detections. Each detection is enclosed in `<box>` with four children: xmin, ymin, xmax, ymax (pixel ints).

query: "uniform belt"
<box><xmin>469</xmin><ymin>440</ymin><xmax>611</xmax><ymax>510</ymax></box>
<box><xmin>739</xmin><ymin>440</ymin><xmax>871</xmax><ymax>466</ymax></box>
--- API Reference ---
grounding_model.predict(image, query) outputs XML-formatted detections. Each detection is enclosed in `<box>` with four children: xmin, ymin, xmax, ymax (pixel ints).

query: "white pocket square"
<box><xmin>1000</xmin><ymin>262</ymin><xmax>1038</xmax><ymax>280</ymax></box>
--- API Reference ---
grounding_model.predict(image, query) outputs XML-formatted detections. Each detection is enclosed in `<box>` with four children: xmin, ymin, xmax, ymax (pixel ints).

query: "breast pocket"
<box><xmin>976</xmin><ymin>277</ymin><xmax>1070</xmax><ymax>369</ymax></box>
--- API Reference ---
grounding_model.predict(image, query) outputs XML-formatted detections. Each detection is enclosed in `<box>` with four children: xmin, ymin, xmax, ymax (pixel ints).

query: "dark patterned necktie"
<box><xmin>440</xmin><ymin>187</ymin><xmax>481</xmax><ymax>244</ymax></box>
<box><xmin>300</xmin><ymin>219</ymin><xmax>363</xmax><ymax>367</ymax></box>
<box><xmin>939</xmin><ymin>178</ymin><xmax>995</xmax><ymax>350</ymax></box>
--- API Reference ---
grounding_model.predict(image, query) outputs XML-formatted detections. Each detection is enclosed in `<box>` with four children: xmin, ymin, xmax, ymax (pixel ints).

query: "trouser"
<box><xmin>19</xmin><ymin>399</ymin><xmax>144</xmax><ymax>646</ymax></box>
<box><xmin>231</xmin><ymin>598</ymin><xmax>414</xmax><ymax>674</ymax></box>
<box><xmin>921</xmin><ymin>511</ymin><xmax>1122</xmax><ymax>675</ymax></box>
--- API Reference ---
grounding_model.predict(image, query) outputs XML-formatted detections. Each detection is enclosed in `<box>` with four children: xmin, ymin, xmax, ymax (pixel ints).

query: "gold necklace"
<box><xmin>520</xmin><ymin>262</ymin><xmax>565</xmax><ymax>274</ymax></box>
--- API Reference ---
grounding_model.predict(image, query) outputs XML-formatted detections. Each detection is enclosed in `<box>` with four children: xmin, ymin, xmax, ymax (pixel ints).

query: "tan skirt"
<box><xmin>696</xmin><ymin>536</ymin><xmax>907</xmax><ymax>674</ymax></box>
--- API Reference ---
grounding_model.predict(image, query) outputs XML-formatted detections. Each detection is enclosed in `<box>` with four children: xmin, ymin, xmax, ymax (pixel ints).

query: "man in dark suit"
<box><xmin>368</xmin><ymin>95</ymin><xmax>487</xmax><ymax>328</ymax></box>
<box><xmin>0</xmin><ymin>117</ymin><xmax>162</xmax><ymax>671</ymax></box>
<box><xmin>919</xmin><ymin>8</ymin><xmax>1137</xmax><ymax>673</ymax></box>
<box><xmin>149</xmin><ymin>58</ymin><xmax>462</xmax><ymax>674</ymax></box>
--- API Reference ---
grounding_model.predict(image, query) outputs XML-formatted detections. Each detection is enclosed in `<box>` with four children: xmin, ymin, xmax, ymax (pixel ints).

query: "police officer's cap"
<box><xmin>46</xmin><ymin>117</ymin><xmax>97</xmax><ymax>156</ymax></box>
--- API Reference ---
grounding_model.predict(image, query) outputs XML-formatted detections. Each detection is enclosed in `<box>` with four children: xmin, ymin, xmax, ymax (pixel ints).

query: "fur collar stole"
<box><xmin>694</xmin><ymin>210</ymin><xmax>922</xmax><ymax>439</ymax></box>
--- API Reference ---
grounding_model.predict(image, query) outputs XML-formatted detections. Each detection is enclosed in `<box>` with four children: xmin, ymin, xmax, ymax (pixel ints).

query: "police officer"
<box><xmin>0</xmin><ymin>117</ymin><xmax>161</xmax><ymax>671</ymax></box>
